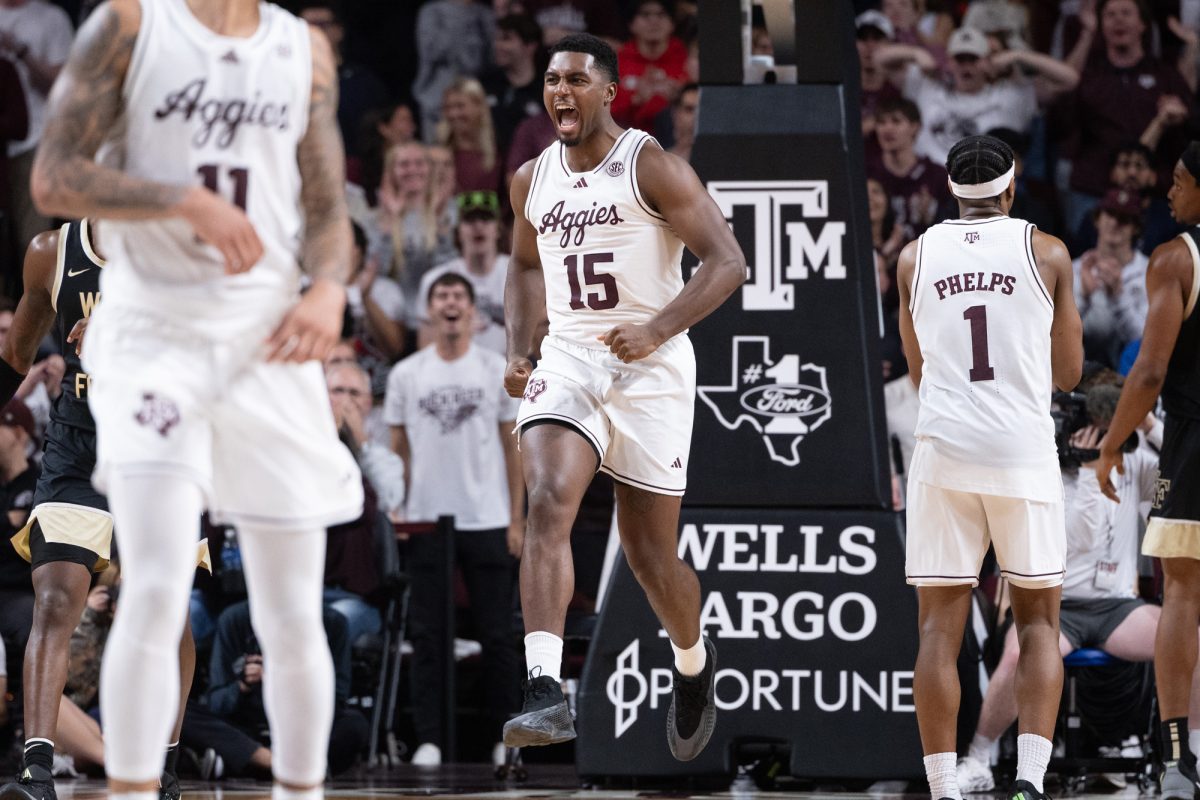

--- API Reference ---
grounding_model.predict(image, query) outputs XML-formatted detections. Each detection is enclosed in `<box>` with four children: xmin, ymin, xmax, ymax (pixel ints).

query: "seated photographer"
<box><xmin>181</xmin><ymin>600</ymin><xmax>368</xmax><ymax>778</ymax></box>
<box><xmin>958</xmin><ymin>384</ymin><xmax>1200</xmax><ymax>791</ymax></box>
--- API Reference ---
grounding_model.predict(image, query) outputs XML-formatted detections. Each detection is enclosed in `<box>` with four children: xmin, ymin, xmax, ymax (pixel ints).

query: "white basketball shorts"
<box><xmin>905</xmin><ymin>444</ymin><xmax>1066</xmax><ymax>589</ymax></box>
<box><xmin>83</xmin><ymin>302</ymin><xmax>363</xmax><ymax>530</ymax></box>
<box><xmin>516</xmin><ymin>334</ymin><xmax>695</xmax><ymax>496</ymax></box>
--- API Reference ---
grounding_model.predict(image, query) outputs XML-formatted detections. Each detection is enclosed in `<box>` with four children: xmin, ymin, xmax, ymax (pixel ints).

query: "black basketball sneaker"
<box><xmin>667</xmin><ymin>636</ymin><xmax>717</xmax><ymax>761</ymax></box>
<box><xmin>502</xmin><ymin>673</ymin><xmax>576</xmax><ymax>747</ymax></box>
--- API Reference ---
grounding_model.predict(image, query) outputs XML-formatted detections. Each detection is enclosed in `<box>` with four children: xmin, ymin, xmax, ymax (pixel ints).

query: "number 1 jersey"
<box><xmin>96</xmin><ymin>0</ymin><xmax>312</xmax><ymax>333</ymax></box>
<box><xmin>525</xmin><ymin>129</ymin><xmax>684</xmax><ymax>346</ymax></box>
<box><xmin>910</xmin><ymin>216</ymin><xmax>1057</xmax><ymax>471</ymax></box>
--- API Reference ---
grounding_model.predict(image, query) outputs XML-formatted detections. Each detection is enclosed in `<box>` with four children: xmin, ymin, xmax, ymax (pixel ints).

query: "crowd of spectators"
<box><xmin>863</xmin><ymin>0</ymin><xmax>1200</xmax><ymax>383</ymax></box>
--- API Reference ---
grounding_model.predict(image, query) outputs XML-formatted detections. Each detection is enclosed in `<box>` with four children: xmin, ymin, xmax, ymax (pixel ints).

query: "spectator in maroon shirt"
<box><xmin>1061</xmin><ymin>0</ymin><xmax>1197</xmax><ymax>233</ymax></box>
<box><xmin>867</xmin><ymin>97</ymin><xmax>953</xmax><ymax>241</ymax></box>
<box><xmin>611</xmin><ymin>0</ymin><xmax>689</xmax><ymax>134</ymax></box>
<box><xmin>0</xmin><ymin>55</ymin><xmax>27</xmax><ymax>276</ymax></box>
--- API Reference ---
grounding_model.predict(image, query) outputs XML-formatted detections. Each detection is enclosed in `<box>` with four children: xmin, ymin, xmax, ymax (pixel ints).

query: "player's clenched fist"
<box><xmin>598</xmin><ymin>322</ymin><xmax>663</xmax><ymax>363</ymax></box>
<box><xmin>504</xmin><ymin>358</ymin><xmax>533</xmax><ymax>398</ymax></box>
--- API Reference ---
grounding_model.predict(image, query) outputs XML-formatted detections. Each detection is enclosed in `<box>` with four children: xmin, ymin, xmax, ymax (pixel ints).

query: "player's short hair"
<box><xmin>427</xmin><ymin>271</ymin><xmax>476</xmax><ymax>306</ymax></box>
<box><xmin>875</xmin><ymin>97</ymin><xmax>921</xmax><ymax>124</ymax></box>
<box><xmin>549</xmin><ymin>33</ymin><xmax>619</xmax><ymax>84</ymax></box>
<box><xmin>945</xmin><ymin>134</ymin><xmax>1015</xmax><ymax>196</ymax></box>
<box><xmin>1181</xmin><ymin>141</ymin><xmax>1200</xmax><ymax>185</ymax></box>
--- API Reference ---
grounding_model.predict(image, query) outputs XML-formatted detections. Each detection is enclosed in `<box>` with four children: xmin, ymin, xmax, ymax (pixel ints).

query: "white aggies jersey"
<box><xmin>98</xmin><ymin>0</ymin><xmax>312</xmax><ymax>333</ymax></box>
<box><xmin>911</xmin><ymin>216</ymin><xmax>1058</xmax><ymax>470</ymax></box>
<box><xmin>525</xmin><ymin>129</ymin><xmax>684</xmax><ymax>346</ymax></box>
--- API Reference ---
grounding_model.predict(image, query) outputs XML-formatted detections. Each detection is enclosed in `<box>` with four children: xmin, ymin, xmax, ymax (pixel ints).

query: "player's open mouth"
<box><xmin>555</xmin><ymin>105</ymin><xmax>579</xmax><ymax>133</ymax></box>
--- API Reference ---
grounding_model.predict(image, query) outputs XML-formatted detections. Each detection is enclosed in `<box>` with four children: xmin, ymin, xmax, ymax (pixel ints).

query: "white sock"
<box><xmin>924</xmin><ymin>752</ymin><xmax>962</xmax><ymax>800</ymax></box>
<box><xmin>1191</xmin><ymin>729</ymin><xmax>1200</xmax><ymax>760</ymax></box>
<box><xmin>1016</xmin><ymin>733</ymin><xmax>1052</xmax><ymax>792</ymax></box>
<box><xmin>968</xmin><ymin>732</ymin><xmax>995</xmax><ymax>764</ymax></box>
<box><xmin>109</xmin><ymin>793</ymin><xmax>155</xmax><ymax>800</ymax></box>
<box><xmin>524</xmin><ymin>632</ymin><xmax>563</xmax><ymax>682</ymax></box>
<box><xmin>671</xmin><ymin>636</ymin><xmax>706</xmax><ymax>676</ymax></box>
<box><xmin>239</xmin><ymin>524</ymin><xmax>335</xmax><ymax>787</ymax></box>
<box><xmin>272</xmin><ymin>785</ymin><xmax>322</xmax><ymax>800</ymax></box>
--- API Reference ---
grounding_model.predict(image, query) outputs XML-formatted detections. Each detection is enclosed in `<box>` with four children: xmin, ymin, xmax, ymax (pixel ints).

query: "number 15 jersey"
<box><xmin>525</xmin><ymin>129</ymin><xmax>684</xmax><ymax>346</ymax></box>
<box><xmin>910</xmin><ymin>216</ymin><xmax>1058</xmax><ymax>478</ymax></box>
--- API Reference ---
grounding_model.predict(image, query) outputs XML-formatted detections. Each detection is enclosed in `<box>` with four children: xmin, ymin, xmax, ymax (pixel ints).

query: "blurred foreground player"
<box><xmin>29</xmin><ymin>2</ymin><xmax>362</xmax><ymax>800</ymax></box>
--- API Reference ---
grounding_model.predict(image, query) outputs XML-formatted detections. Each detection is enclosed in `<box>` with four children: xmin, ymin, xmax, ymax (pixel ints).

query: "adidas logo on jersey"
<box><xmin>670</xmin><ymin>457</ymin><xmax>682</xmax><ymax>469</ymax></box>
<box><xmin>572</xmin><ymin>177</ymin><xmax>588</xmax><ymax>188</ymax></box>
<box><xmin>220</xmin><ymin>49</ymin><xmax>239</xmax><ymax>64</ymax></box>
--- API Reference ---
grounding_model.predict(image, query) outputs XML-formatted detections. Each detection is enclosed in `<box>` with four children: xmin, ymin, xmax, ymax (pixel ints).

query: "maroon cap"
<box><xmin>0</xmin><ymin>399</ymin><xmax>35</xmax><ymax>440</ymax></box>
<box><xmin>1096</xmin><ymin>188</ymin><xmax>1143</xmax><ymax>222</ymax></box>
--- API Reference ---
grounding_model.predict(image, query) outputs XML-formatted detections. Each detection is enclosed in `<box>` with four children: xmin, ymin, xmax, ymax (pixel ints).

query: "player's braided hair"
<box><xmin>945</xmin><ymin>135</ymin><xmax>1015</xmax><ymax>194</ymax></box>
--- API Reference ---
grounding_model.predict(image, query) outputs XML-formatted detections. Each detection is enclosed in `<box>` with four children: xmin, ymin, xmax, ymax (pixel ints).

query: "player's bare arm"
<box><xmin>896</xmin><ymin>239</ymin><xmax>923</xmax><ymax>389</ymax></box>
<box><xmin>598</xmin><ymin>146</ymin><xmax>746</xmax><ymax>364</ymax></box>
<box><xmin>503</xmin><ymin>159</ymin><xmax>548</xmax><ymax>397</ymax></box>
<box><xmin>1032</xmin><ymin>229</ymin><xmax>1083</xmax><ymax>392</ymax></box>
<box><xmin>265</xmin><ymin>25</ymin><xmax>351</xmax><ymax>364</ymax></box>
<box><xmin>0</xmin><ymin>232</ymin><xmax>61</xmax><ymax>399</ymax></box>
<box><xmin>30</xmin><ymin>0</ymin><xmax>262</xmax><ymax>273</ymax></box>
<box><xmin>1094</xmin><ymin>238</ymin><xmax>1191</xmax><ymax>500</ymax></box>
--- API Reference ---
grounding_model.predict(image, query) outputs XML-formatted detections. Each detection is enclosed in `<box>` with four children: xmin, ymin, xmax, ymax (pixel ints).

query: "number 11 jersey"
<box><xmin>525</xmin><ymin>129</ymin><xmax>684</xmax><ymax>346</ymax></box>
<box><xmin>910</xmin><ymin>215</ymin><xmax>1058</xmax><ymax>483</ymax></box>
<box><xmin>96</xmin><ymin>0</ymin><xmax>312</xmax><ymax>332</ymax></box>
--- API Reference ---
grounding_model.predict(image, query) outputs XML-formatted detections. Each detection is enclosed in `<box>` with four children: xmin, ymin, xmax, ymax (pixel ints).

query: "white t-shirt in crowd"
<box><xmin>1061</xmin><ymin>440</ymin><xmax>1158</xmax><ymax>600</ymax></box>
<box><xmin>904</xmin><ymin>65</ymin><xmax>1037</xmax><ymax>165</ymax></box>
<box><xmin>418</xmin><ymin>255</ymin><xmax>510</xmax><ymax>355</ymax></box>
<box><xmin>0</xmin><ymin>0</ymin><xmax>74</xmax><ymax>156</ymax></box>
<box><xmin>383</xmin><ymin>343</ymin><xmax>518</xmax><ymax>530</ymax></box>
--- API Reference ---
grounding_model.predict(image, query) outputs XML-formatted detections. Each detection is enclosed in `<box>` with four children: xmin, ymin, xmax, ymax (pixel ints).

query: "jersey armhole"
<box><xmin>121</xmin><ymin>0</ymin><xmax>153</xmax><ymax>105</ymax></box>
<box><xmin>50</xmin><ymin>222</ymin><xmax>69</xmax><ymax>314</ymax></box>
<box><xmin>908</xmin><ymin>234</ymin><xmax>925</xmax><ymax>316</ymax></box>
<box><xmin>1178</xmin><ymin>231</ymin><xmax>1200</xmax><ymax>319</ymax></box>
<box><xmin>524</xmin><ymin>150</ymin><xmax>549</xmax><ymax>223</ymax></box>
<box><xmin>1024</xmin><ymin>222</ymin><xmax>1055</xmax><ymax>313</ymax></box>
<box><xmin>630</xmin><ymin>134</ymin><xmax>667</xmax><ymax>222</ymax></box>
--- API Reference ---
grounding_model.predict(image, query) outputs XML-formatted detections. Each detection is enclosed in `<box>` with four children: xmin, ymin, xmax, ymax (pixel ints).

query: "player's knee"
<box><xmin>34</xmin><ymin>584</ymin><xmax>80</xmax><ymax>627</ymax></box>
<box><xmin>525</xmin><ymin>481</ymin><xmax>578</xmax><ymax>533</ymax></box>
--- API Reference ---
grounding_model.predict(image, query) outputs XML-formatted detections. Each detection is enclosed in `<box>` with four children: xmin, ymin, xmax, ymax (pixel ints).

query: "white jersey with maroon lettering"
<box><xmin>96</xmin><ymin>0</ymin><xmax>311</xmax><ymax>334</ymax></box>
<box><xmin>524</xmin><ymin>128</ymin><xmax>684</xmax><ymax>347</ymax></box>
<box><xmin>910</xmin><ymin>215</ymin><xmax>1058</xmax><ymax>475</ymax></box>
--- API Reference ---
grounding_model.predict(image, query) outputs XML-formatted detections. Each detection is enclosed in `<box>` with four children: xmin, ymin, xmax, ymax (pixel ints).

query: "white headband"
<box><xmin>949</xmin><ymin>164</ymin><xmax>1015</xmax><ymax>199</ymax></box>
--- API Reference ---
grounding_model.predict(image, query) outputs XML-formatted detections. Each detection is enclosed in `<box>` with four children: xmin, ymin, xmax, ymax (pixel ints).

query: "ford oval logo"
<box><xmin>739</xmin><ymin>384</ymin><xmax>831</xmax><ymax>418</ymax></box>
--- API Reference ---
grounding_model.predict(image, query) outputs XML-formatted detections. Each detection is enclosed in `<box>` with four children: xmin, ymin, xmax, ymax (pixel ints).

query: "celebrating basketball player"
<box><xmin>1095</xmin><ymin>142</ymin><xmax>1200</xmax><ymax>800</ymax></box>
<box><xmin>0</xmin><ymin>220</ymin><xmax>196</xmax><ymax>800</ymax></box>
<box><xmin>30</xmin><ymin>3</ymin><xmax>361</xmax><ymax>800</ymax></box>
<box><xmin>501</xmin><ymin>33</ymin><xmax>746</xmax><ymax>760</ymax></box>
<box><xmin>897</xmin><ymin>134</ymin><xmax>1083</xmax><ymax>800</ymax></box>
